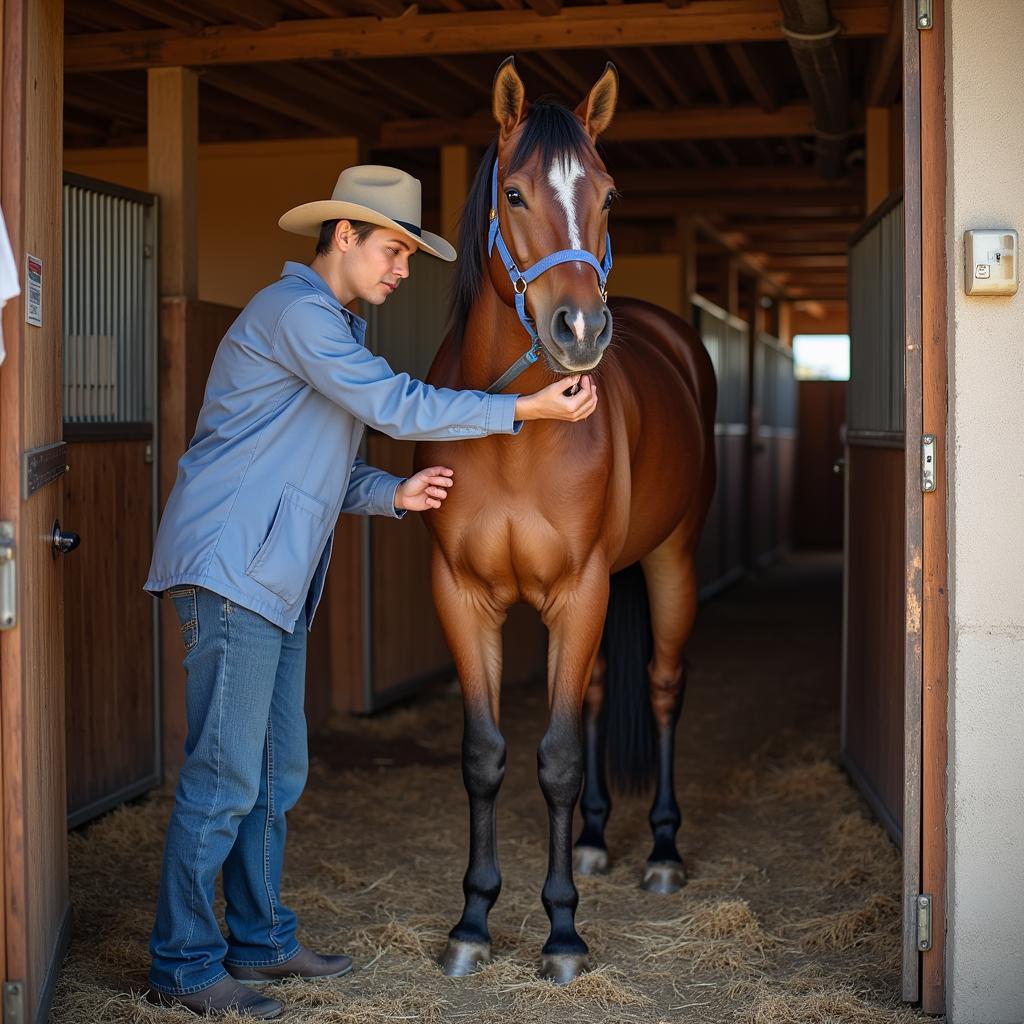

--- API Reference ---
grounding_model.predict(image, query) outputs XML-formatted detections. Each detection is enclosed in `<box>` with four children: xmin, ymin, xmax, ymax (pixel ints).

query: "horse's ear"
<box><xmin>492</xmin><ymin>56</ymin><xmax>528</xmax><ymax>138</ymax></box>
<box><xmin>575</xmin><ymin>62</ymin><xmax>618</xmax><ymax>140</ymax></box>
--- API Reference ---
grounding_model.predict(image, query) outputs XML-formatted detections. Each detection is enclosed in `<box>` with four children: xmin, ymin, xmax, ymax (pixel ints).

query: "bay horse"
<box><xmin>414</xmin><ymin>57</ymin><xmax>717</xmax><ymax>983</ymax></box>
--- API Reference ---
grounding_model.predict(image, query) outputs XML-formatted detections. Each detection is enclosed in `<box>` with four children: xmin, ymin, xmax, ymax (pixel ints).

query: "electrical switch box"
<box><xmin>964</xmin><ymin>229</ymin><xmax>1018</xmax><ymax>296</ymax></box>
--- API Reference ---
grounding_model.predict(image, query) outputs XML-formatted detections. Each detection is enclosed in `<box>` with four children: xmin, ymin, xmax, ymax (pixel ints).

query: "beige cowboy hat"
<box><xmin>279</xmin><ymin>164</ymin><xmax>456</xmax><ymax>262</ymax></box>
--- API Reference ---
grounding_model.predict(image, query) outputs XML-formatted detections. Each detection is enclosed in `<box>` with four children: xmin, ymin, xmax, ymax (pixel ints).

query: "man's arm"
<box><xmin>340</xmin><ymin>455</ymin><xmax>406</xmax><ymax>519</ymax></box>
<box><xmin>272</xmin><ymin>298</ymin><xmax>522</xmax><ymax>441</ymax></box>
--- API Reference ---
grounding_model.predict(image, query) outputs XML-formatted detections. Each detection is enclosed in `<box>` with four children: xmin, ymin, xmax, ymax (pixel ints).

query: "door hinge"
<box><xmin>916</xmin><ymin>893</ymin><xmax>933</xmax><ymax>951</ymax></box>
<box><xmin>921</xmin><ymin>434</ymin><xmax>937</xmax><ymax>492</ymax></box>
<box><xmin>0</xmin><ymin>522</ymin><xmax>15</xmax><ymax>631</ymax></box>
<box><xmin>916</xmin><ymin>0</ymin><xmax>932</xmax><ymax>29</ymax></box>
<box><xmin>3</xmin><ymin>980</ymin><xmax>26</xmax><ymax>1024</ymax></box>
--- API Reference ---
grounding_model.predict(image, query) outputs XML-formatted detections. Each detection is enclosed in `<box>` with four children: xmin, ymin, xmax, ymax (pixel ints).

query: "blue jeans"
<box><xmin>149</xmin><ymin>586</ymin><xmax>309</xmax><ymax>995</ymax></box>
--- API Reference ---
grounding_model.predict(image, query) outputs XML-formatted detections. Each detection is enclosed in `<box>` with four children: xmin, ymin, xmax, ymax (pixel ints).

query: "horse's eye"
<box><xmin>505</xmin><ymin>188</ymin><xmax>525</xmax><ymax>208</ymax></box>
<box><xmin>604</xmin><ymin>191</ymin><xmax>618</xmax><ymax>210</ymax></box>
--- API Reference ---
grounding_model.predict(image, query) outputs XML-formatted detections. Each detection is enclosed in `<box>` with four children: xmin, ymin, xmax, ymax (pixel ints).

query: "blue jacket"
<box><xmin>144</xmin><ymin>261</ymin><xmax>521</xmax><ymax>632</ymax></box>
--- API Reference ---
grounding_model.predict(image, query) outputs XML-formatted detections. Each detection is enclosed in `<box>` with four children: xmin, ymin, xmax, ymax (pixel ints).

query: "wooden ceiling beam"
<box><xmin>607</xmin><ymin>47</ymin><xmax>672</xmax><ymax>111</ymax></box>
<box><xmin>203</xmin><ymin>69</ymin><xmax>366</xmax><ymax>137</ymax></box>
<box><xmin>693</xmin><ymin>44</ymin><xmax>730</xmax><ymax>105</ymax></box>
<box><xmin>524</xmin><ymin>0</ymin><xmax>563</xmax><ymax>14</ymax></box>
<box><xmin>724</xmin><ymin>42</ymin><xmax>781</xmax><ymax>111</ymax></box>
<box><xmin>377</xmin><ymin>101</ymin><xmax>826</xmax><ymax>147</ymax></box>
<box><xmin>64</xmin><ymin>1</ymin><xmax>891</xmax><ymax>72</ymax></box>
<box><xmin>613</xmin><ymin>165</ymin><xmax>860</xmax><ymax>191</ymax></box>
<box><xmin>536</xmin><ymin>51</ymin><xmax>590</xmax><ymax>96</ymax></box>
<box><xmin>110</xmin><ymin>0</ymin><xmax>207</xmax><ymax>34</ymax></box>
<box><xmin>640</xmin><ymin>46</ymin><xmax>693</xmax><ymax>107</ymax></box>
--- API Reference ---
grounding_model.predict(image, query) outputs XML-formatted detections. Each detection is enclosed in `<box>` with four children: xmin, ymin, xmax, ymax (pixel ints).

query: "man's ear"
<box><xmin>492</xmin><ymin>56</ymin><xmax>528</xmax><ymax>139</ymax></box>
<box><xmin>333</xmin><ymin>219</ymin><xmax>353</xmax><ymax>251</ymax></box>
<box><xmin>575</xmin><ymin>63</ymin><xmax>618</xmax><ymax>141</ymax></box>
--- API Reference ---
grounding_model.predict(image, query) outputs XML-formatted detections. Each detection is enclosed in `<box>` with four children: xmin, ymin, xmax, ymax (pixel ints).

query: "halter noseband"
<box><xmin>484</xmin><ymin>158</ymin><xmax>613</xmax><ymax>395</ymax></box>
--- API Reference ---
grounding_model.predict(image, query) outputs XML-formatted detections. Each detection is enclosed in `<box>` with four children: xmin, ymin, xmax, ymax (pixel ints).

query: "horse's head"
<box><xmin>488</xmin><ymin>57</ymin><xmax>618</xmax><ymax>374</ymax></box>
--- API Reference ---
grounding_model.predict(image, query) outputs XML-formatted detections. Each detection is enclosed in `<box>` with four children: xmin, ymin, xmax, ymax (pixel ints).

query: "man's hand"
<box><xmin>395</xmin><ymin>466</ymin><xmax>454</xmax><ymax>512</ymax></box>
<box><xmin>514</xmin><ymin>375</ymin><xmax>598</xmax><ymax>423</ymax></box>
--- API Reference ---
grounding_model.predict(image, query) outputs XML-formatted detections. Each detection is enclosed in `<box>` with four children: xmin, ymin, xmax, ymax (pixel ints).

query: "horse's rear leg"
<box><xmin>573</xmin><ymin>653</ymin><xmax>611</xmax><ymax>875</ymax></box>
<box><xmin>639</xmin><ymin>525</ymin><xmax>697</xmax><ymax>893</ymax></box>
<box><xmin>434</xmin><ymin>562</ymin><xmax>507</xmax><ymax>977</ymax></box>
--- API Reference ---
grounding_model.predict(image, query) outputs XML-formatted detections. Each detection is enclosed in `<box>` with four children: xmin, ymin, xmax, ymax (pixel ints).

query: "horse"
<box><xmin>414</xmin><ymin>57</ymin><xmax>717</xmax><ymax>984</ymax></box>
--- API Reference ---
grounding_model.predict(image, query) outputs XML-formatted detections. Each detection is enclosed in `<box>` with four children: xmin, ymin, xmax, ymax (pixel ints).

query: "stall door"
<box><xmin>843</xmin><ymin>0</ymin><xmax>947</xmax><ymax>1010</ymax></box>
<box><xmin>62</xmin><ymin>174</ymin><xmax>160</xmax><ymax>826</ymax></box>
<box><xmin>0</xmin><ymin>0</ymin><xmax>72</xmax><ymax>1020</ymax></box>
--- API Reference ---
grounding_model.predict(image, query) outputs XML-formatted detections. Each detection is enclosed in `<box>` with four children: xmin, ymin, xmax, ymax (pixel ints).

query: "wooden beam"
<box><xmin>864</xmin><ymin>0</ymin><xmax>902</xmax><ymax>105</ymax></box>
<box><xmin>725</xmin><ymin>42</ymin><xmax>781</xmax><ymax>111</ymax></box>
<box><xmin>378</xmin><ymin>102</ymin><xmax>823</xmax><ymax>148</ymax></box>
<box><xmin>694</xmin><ymin>44</ymin><xmax>730</xmax><ymax>105</ymax></box>
<box><xmin>623</xmin><ymin>191</ymin><xmax>863</xmax><ymax>217</ymax></box>
<box><xmin>524</xmin><ymin>0</ymin><xmax>563</xmax><ymax>13</ymax></box>
<box><xmin>440</xmin><ymin>144</ymin><xmax>471</xmax><ymax>246</ymax></box>
<box><xmin>198</xmin><ymin>0</ymin><xmax>282</xmax><ymax>29</ymax></box>
<box><xmin>608</xmin><ymin>47</ymin><xmax>671</xmax><ymax>110</ymax></box>
<box><xmin>64</xmin><ymin>1</ymin><xmax>891</xmax><ymax>72</ymax></box>
<box><xmin>203</xmin><ymin>68</ymin><xmax>364</xmax><ymax>136</ymax></box>
<box><xmin>676</xmin><ymin>214</ymin><xmax>697</xmax><ymax>321</ymax></box>
<box><xmin>641</xmin><ymin>46</ymin><xmax>693</xmax><ymax>106</ymax></box>
<box><xmin>764</xmin><ymin>254</ymin><xmax>848</xmax><ymax>268</ymax></box>
<box><xmin>115</xmin><ymin>0</ymin><xmax>205</xmax><ymax>33</ymax></box>
<box><xmin>865</xmin><ymin>105</ymin><xmax>892</xmax><ymax>214</ymax></box>
<box><xmin>148</xmin><ymin>67</ymin><xmax>198</xmax><ymax>298</ymax></box>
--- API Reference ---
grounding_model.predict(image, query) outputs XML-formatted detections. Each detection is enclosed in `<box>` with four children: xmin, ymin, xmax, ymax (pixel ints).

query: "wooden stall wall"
<box><xmin>692</xmin><ymin>295</ymin><xmax>748</xmax><ymax>597</ymax></box>
<box><xmin>749</xmin><ymin>334</ymin><xmax>797</xmax><ymax>566</ymax></box>
<box><xmin>842</xmin><ymin>194</ymin><xmax>906</xmax><ymax>840</ymax></box>
<box><xmin>794</xmin><ymin>380</ymin><xmax>846</xmax><ymax>549</ymax></box>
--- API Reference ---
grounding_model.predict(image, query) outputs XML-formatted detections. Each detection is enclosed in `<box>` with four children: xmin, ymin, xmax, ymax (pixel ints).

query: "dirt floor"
<box><xmin>52</xmin><ymin>553</ymin><xmax>940</xmax><ymax>1023</ymax></box>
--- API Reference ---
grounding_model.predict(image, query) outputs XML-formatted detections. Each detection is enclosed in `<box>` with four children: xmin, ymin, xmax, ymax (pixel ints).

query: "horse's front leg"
<box><xmin>537</xmin><ymin>567</ymin><xmax>609</xmax><ymax>983</ymax></box>
<box><xmin>433</xmin><ymin>557</ymin><xmax>507</xmax><ymax>977</ymax></box>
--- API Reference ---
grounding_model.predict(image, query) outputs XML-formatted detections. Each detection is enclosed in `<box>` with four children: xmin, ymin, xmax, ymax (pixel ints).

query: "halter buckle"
<box><xmin>600</xmin><ymin>285</ymin><xmax>608</xmax><ymax>303</ymax></box>
<box><xmin>489</xmin><ymin>208</ymin><xmax>496</xmax><ymax>222</ymax></box>
<box><xmin>513</xmin><ymin>277</ymin><xmax>528</xmax><ymax>295</ymax></box>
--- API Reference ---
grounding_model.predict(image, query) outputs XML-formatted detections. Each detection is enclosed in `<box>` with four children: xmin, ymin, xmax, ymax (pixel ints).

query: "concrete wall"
<box><xmin>946</xmin><ymin>3</ymin><xmax>1024</xmax><ymax>1020</ymax></box>
<box><xmin>65</xmin><ymin>137</ymin><xmax>361</xmax><ymax>308</ymax></box>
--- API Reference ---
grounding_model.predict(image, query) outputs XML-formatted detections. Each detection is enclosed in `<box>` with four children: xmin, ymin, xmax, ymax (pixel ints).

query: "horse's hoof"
<box><xmin>540</xmin><ymin>952</ymin><xmax>590</xmax><ymax>985</ymax></box>
<box><xmin>641</xmin><ymin>860</ymin><xmax>687</xmax><ymax>894</ymax></box>
<box><xmin>438</xmin><ymin>939</ymin><xmax>491</xmax><ymax>977</ymax></box>
<box><xmin>573</xmin><ymin>845</ymin><xmax>610</xmax><ymax>875</ymax></box>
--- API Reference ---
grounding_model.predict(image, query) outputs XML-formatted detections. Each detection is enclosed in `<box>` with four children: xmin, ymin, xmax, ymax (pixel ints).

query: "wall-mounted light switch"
<box><xmin>965</xmin><ymin>229</ymin><xmax>1018</xmax><ymax>295</ymax></box>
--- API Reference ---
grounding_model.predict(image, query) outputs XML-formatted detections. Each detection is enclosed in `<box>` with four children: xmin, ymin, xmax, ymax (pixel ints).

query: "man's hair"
<box><xmin>316</xmin><ymin>219</ymin><xmax>379</xmax><ymax>257</ymax></box>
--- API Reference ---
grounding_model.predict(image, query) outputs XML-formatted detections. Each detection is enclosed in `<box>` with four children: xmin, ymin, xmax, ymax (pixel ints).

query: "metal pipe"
<box><xmin>778</xmin><ymin>0</ymin><xmax>850</xmax><ymax>179</ymax></box>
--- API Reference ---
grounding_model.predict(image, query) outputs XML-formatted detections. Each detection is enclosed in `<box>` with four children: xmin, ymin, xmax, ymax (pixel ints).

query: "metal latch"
<box><xmin>917</xmin><ymin>893</ymin><xmax>933</xmax><ymax>951</ymax></box>
<box><xmin>0</xmin><ymin>522</ymin><xmax>15</xmax><ymax>631</ymax></box>
<box><xmin>3</xmin><ymin>980</ymin><xmax>25</xmax><ymax>1024</ymax></box>
<box><xmin>916</xmin><ymin>0</ymin><xmax>932</xmax><ymax>29</ymax></box>
<box><xmin>921</xmin><ymin>434</ymin><xmax>936</xmax><ymax>492</ymax></box>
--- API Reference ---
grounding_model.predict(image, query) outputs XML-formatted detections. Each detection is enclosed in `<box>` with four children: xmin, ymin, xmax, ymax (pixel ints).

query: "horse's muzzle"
<box><xmin>548</xmin><ymin>304</ymin><xmax>612</xmax><ymax>368</ymax></box>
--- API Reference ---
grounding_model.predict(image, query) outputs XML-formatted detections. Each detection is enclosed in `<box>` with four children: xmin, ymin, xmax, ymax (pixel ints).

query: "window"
<box><xmin>793</xmin><ymin>334</ymin><xmax>850</xmax><ymax>381</ymax></box>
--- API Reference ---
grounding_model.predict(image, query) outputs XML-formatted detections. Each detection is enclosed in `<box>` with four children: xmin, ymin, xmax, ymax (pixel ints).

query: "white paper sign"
<box><xmin>25</xmin><ymin>253</ymin><xmax>41</xmax><ymax>327</ymax></box>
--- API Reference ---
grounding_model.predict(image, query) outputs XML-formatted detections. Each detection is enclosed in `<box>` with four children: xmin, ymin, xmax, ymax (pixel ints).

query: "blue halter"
<box><xmin>485</xmin><ymin>158</ymin><xmax>613</xmax><ymax>394</ymax></box>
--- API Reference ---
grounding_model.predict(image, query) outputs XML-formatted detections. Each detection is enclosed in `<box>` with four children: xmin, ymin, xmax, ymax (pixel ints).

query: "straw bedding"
<box><xmin>51</xmin><ymin>556</ymin><xmax>938</xmax><ymax>1023</ymax></box>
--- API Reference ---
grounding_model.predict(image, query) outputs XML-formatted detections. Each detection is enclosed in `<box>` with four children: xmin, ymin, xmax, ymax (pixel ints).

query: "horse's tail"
<box><xmin>600</xmin><ymin>563</ymin><xmax>657</xmax><ymax>793</ymax></box>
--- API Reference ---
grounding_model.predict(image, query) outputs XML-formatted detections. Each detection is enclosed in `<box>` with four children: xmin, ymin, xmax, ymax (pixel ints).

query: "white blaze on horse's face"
<box><xmin>547</xmin><ymin>155</ymin><xmax>585</xmax><ymax>254</ymax></box>
<box><xmin>548</xmin><ymin>155</ymin><xmax>590</xmax><ymax>344</ymax></box>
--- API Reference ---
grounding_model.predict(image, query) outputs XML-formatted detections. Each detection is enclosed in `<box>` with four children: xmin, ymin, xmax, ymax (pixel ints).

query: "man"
<box><xmin>143</xmin><ymin>165</ymin><xmax>597</xmax><ymax>1019</ymax></box>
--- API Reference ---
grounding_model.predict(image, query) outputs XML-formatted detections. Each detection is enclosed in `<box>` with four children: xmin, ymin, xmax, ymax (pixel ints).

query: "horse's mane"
<box><xmin>447</xmin><ymin>101</ymin><xmax>594</xmax><ymax>347</ymax></box>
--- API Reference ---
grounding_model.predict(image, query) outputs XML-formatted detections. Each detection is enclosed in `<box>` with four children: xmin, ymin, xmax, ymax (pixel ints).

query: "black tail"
<box><xmin>600</xmin><ymin>563</ymin><xmax>656</xmax><ymax>793</ymax></box>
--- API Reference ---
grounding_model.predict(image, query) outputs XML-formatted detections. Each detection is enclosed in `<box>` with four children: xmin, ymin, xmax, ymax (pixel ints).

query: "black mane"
<box><xmin>447</xmin><ymin>101</ymin><xmax>594</xmax><ymax>347</ymax></box>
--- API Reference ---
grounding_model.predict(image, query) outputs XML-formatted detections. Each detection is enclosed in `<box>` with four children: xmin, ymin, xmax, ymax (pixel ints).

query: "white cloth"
<box><xmin>0</xmin><ymin>206</ymin><xmax>20</xmax><ymax>366</ymax></box>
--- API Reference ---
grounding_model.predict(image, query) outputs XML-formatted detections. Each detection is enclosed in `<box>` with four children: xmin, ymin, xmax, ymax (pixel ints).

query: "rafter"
<box><xmin>64</xmin><ymin>1</ymin><xmax>890</xmax><ymax>72</ymax></box>
<box><xmin>693</xmin><ymin>44</ymin><xmax>730</xmax><ymax>105</ymax></box>
<box><xmin>640</xmin><ymin>46</ymin><xmax>693</xmax><ymax>106</ymax></box>
<box><xmin>607</xmin><ymin>47</ymin><xmax>671</xmax><ymax>110</ymax></box>
<box><xmin>377</xmin><ymin>102</ymin><xmax>824</xmax><ymax>147</ymax></box>
<box><xmin>613</xmin><ymin>165</ymin><xmax>860</xmax><ymax>192</ymax></box>
<box><xmin>724</xmin><ymin>42</ymin><xmax>781</xmax><ymax>111</ymax></box>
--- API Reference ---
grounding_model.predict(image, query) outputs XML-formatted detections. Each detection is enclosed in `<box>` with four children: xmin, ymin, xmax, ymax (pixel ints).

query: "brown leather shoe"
<box><xmin>227</xmin><ymin>946</ymin><xmax>354</xmax><ymax>984</ymax></box>
<box><xmin>146</xmin><ymin>976</ymin><xmax>284</xmax><ymax>1018</ymax></box>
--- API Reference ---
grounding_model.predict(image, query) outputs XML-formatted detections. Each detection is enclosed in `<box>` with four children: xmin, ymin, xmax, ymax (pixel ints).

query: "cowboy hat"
<box><xmin>279</xmin><ymin>164</ymin><xmax>456</xmax><ymax>262</ymax></box>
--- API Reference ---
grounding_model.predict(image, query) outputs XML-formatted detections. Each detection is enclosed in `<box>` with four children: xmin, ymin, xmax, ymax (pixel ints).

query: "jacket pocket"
<box><xmin>245</xmin><ymin>483</ymin><xmax>329</xmax><ymax>606</ymax></box>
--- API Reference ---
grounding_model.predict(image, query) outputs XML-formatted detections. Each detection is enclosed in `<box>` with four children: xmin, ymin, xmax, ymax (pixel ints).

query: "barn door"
<box><xmin>61</xmin><ymin>174</ymin><xmax>161</xmax><ymax>827</ymax></box>
<box><xmin>842</xmin><ymin>0</ymin><xmax>946</xmax><ymax>1011</ymax></box>
<box><xmin>0</xmin><ymin>0</ymin><xmax>72</xmax><ymax>1021</ymax></box>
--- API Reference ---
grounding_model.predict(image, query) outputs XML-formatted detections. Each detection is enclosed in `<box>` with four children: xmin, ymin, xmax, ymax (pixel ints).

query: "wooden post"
<box><xmin>777</xmin><ymin>300</ymin><xmax>793</xmax><ymax>348</ymax></box>
<box><xmin>440</xmin><ymin>144</ymin><xmax>471</xmax><ymax>247</ymax></box>
<box><xmin>866</xmin><ymin>105</ymin><xmax>892</xmax><ymax>215</ymax></box>
<box><xmin>675</xmin><ymin>214</ymin><xmax>696</xmax><ymax>322</ymax></box>
<box><xmin>148</xmin><ymin>66</ymin><xmax>198</xmax><ymax>769</ymax></box>
<box><xmin>148</xmin><ymin>67</ymin><xmax>198</xmax><ymax>300</ymax></box>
